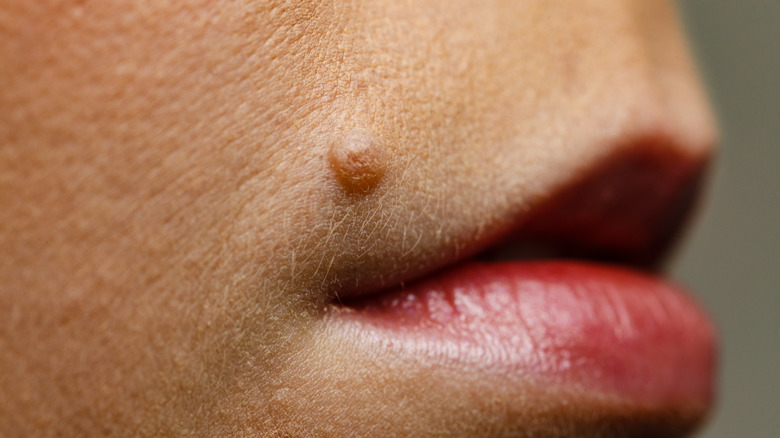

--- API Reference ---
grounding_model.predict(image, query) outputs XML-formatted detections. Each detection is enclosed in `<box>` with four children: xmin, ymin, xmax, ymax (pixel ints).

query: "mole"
<box><xmin>328</xmin><ymin>132</ymin><xmax>387</xmax><ymax>193</ymax></box>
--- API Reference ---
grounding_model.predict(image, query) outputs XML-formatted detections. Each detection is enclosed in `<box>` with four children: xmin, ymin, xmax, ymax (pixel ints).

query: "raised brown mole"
<box><xmin>328</xmin><ymin>132</ymin><xmax>387</xmax><ymax>194</ymax></box>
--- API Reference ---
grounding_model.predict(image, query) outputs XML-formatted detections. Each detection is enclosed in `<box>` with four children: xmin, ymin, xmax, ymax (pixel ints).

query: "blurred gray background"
<box><xmin>675</xmin><ymin>1</ymin><xmax>779</xmax><ymax>437</ymax></box>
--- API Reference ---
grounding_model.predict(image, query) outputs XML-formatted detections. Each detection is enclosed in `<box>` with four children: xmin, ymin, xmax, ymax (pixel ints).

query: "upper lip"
<box><xmin>479</xmin><ymin>138</ymin><xmax>710</xmax><ymax>270</ymax></box>
<box><xmin>333</xmin><ymin>135</ymin><xmax>710</xmax><ymax>302</ymax></box>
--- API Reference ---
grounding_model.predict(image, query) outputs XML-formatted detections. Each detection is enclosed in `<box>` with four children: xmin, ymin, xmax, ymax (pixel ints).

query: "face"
<box><xmin>0</xmin><ymin>1</ymin><xmax>717</xmax><ymax>436</ymax></box>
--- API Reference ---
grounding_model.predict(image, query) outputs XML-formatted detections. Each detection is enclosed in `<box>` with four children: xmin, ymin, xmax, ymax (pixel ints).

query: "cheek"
<box><xmin>0</xmin><ymin>2</ymin><xmax>322</xmax><ymax>432</ymax></box>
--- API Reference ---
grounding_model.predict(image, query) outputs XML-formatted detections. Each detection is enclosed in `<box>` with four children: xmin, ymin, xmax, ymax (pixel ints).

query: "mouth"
<box><xmin>325</xmin><ymin>146</ymin><xmax>716</xmax><ymax>436</ymax></box>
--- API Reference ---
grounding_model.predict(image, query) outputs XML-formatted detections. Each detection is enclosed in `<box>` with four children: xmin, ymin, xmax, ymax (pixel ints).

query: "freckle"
<box><xmin>328</xmin><ymin>133</ymin><xmax>387</xmax><ymax>193</ymax></box>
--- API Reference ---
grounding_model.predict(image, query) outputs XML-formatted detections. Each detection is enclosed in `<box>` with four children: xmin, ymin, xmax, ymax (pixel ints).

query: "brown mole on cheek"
<box><xmin>328</xmin><ymin>133</ymin><xmax>388</xmax><ymax>193</ymax></box>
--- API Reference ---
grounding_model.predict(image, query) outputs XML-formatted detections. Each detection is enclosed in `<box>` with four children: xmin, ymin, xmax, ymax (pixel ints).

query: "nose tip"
<box><xmin>513</xmin><ymin>135</ymin><xmax>712</xmax><ymax>268</ymax></box>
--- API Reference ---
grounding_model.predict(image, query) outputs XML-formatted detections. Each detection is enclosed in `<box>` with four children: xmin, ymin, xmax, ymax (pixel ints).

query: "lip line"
<box><xmin>323</xmin><ymin>139</ymin><xmax>717</xmax><ymax>418</ymax></box>
<box><xmin>320</xmin><ymin>142</ymin><xmax>716</xmax><ymax>436</ymax></box>
<box><xmin>329</xmin><ymin>143</ymin><xmax>708</xmax><ymax>304</ymax></box>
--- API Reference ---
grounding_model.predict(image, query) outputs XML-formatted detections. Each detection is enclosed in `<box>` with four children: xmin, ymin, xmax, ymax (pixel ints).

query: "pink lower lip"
<box><xmin>330</xmin><ymin>261</ymin><xmax>716</xmax><ymax>408</ymax></box>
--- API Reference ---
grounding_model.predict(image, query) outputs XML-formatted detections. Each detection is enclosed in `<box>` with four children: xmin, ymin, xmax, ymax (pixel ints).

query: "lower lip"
<box><xmin>329</xmin><ymin>261</ymin><xmax>716</xmax><ymax>408</ymax></box>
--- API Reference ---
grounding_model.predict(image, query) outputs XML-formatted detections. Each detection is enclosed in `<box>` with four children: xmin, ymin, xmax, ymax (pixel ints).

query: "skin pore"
<box><xmin>0</xmin><ymin>1</ymin><xmax>715</xmax><ymax>436</ymax></box>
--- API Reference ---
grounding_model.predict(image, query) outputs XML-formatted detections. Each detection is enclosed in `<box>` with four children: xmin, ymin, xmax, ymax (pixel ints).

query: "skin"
<box><xmin>0</xmin><ymin>1</ymin><xmax>716</xmax><ymax>436</ymax></box>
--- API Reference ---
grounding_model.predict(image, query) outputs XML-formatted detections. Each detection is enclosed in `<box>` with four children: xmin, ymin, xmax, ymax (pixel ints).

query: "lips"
<box><xmin>324</xmin><ymin>143</ymin><xmax>716</xmax><ymax>434</ymax></box>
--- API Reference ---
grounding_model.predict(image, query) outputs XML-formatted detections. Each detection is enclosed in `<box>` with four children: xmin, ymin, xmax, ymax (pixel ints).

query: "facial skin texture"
<box><xmin>0</xmin><ymin>1</ymin><xmax>715</xmax><ymax>437</ymax></box>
